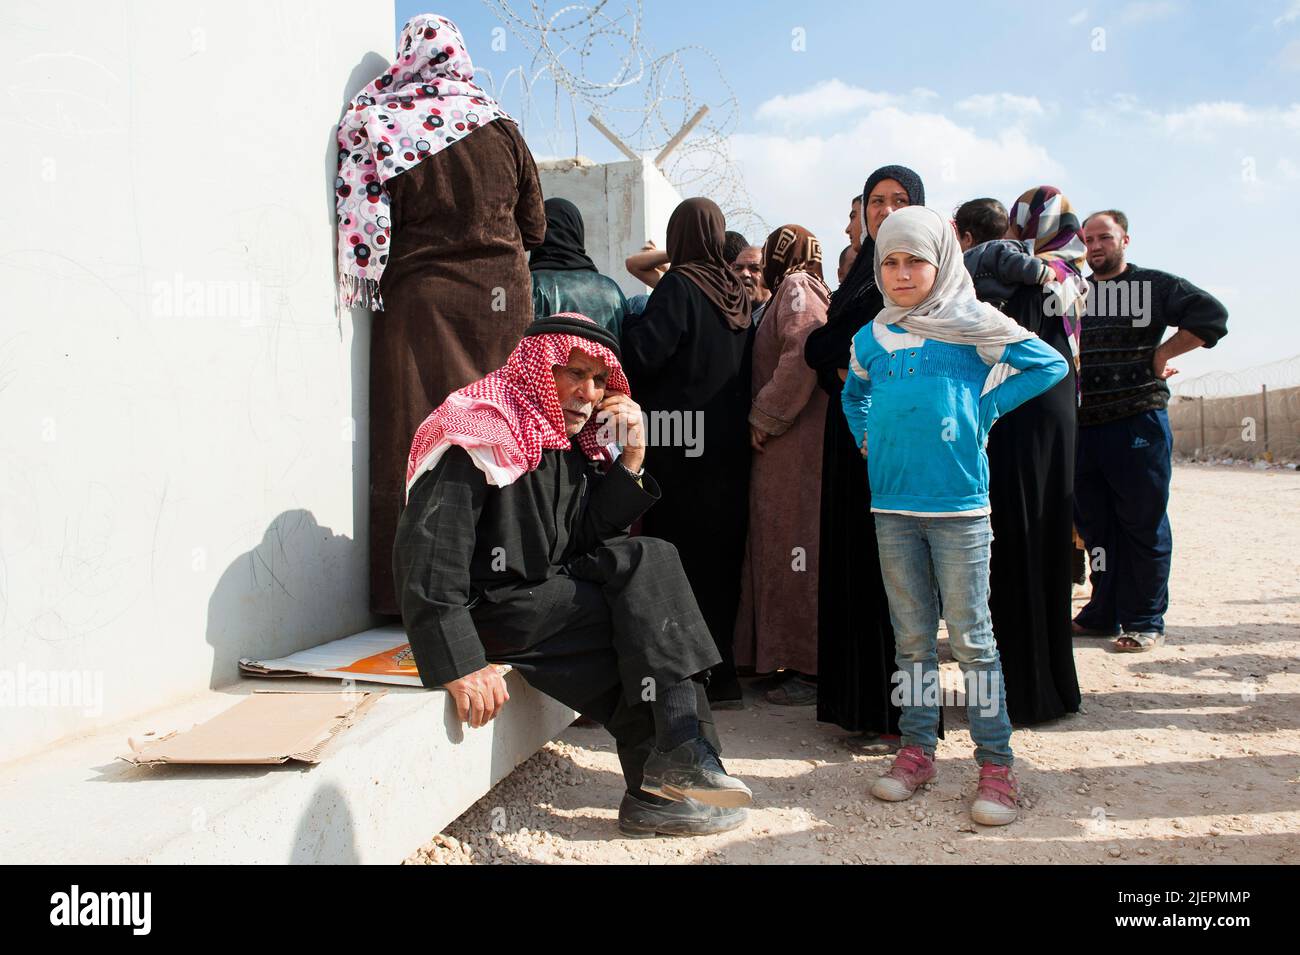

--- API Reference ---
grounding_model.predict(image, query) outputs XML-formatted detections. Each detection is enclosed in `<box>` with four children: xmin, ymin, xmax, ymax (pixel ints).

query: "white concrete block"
<box><xmin>537</xmin><ymin>157</ymin><xmax>683</xmax><ymax>299</ymax></box>
<box><xmin>0</xmin><ymin>671</ymin><xmax>576</xmax><ymax>864</ymax></box>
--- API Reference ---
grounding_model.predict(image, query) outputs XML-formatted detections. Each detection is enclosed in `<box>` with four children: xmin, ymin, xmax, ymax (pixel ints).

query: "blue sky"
<box><xmin>393</xmin><ymin>1</ymin><xmax>1300</xmax><ymax>379</ymax></box>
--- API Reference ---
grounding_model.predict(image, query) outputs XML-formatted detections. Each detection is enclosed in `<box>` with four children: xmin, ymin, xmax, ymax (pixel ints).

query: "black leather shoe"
<box><xmin>641</xmin><ymin>737</ymin><xmax>753</xmax><ymax>808</ymax></box>
<box><xmin>617</xmin><ymin>792</ymin><xmax>747</xmax><ymax>838</ymax></box>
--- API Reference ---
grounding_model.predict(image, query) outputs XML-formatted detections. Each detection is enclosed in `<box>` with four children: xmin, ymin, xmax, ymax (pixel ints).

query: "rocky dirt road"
<box><xmin>407</xmin><ymin>464</ymin><xmax>1300</xmax><ymax>865</ymax></box>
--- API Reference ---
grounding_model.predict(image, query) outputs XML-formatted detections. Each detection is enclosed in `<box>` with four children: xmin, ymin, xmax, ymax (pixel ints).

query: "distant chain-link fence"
<box><xmin>1168</xmin><ymin>354</ymin><xmax>1300</xmax><ymax>461</ymax></box>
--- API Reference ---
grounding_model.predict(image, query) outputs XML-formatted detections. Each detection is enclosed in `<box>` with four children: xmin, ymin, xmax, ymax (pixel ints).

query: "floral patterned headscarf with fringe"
<box><xmin>335</xmin><ymin>13</ymin><xmax>511</xmax><ymax>310</ymax></box>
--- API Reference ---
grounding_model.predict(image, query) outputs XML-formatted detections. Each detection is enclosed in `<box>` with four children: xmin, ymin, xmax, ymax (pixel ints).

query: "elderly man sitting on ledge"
<box><xmin>393</xmin><ymin>312</ymin><xmax>752</xmax><ymax>838</ymax></box>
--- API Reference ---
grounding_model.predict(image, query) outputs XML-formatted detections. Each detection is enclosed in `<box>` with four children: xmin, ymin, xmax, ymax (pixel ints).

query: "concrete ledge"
<box><xmin>0</xmin><ymin>671</ymin><xmax>575</xmax><ymax>864</ymax></box>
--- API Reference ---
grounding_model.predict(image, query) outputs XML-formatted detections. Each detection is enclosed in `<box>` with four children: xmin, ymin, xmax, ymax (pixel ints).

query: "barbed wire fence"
<box><xmin>1170</xmin><ymin>353</ymin><xmax>1300</xmax><ymax>399</ymax></box>
<box><xmin>475</xmin><ymin>0</ymin><xmax>768</xmax><ymax>241</ymax></box>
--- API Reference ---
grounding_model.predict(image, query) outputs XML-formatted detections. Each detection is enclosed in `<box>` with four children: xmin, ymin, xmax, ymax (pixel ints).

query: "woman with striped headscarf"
<box><xmin>982</xmin><ymin>185</ymin><xmax>1086</xmax><ymax>725</ymax></box>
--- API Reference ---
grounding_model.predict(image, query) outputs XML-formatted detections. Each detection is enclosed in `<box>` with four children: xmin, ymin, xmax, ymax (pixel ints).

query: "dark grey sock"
<box><xmin>652</xmin><ymin>678</ymin><xmax>700</xmax><ymax>751</ymax></box>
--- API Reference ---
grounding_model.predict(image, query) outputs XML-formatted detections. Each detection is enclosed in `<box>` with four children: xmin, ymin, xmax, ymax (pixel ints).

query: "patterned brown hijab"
<box><xmin>761</xmin><ymin>224</ymin><xmax>827</xmax><ymax>294</ymax></box>
<box><xmin>665</xmin><ymin>197</ymin><xmax>751</xmax><ymax>330</ymax></box>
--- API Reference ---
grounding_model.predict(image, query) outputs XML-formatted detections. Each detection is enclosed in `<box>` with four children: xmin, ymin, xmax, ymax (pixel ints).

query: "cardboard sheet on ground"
<box><xmin>119</xmin><ymin>690</ymin><xmax>382</xmax><ymax>766</ymax></box>
<box><xmin>238</xmin><ymin>626</ymin><xmax>510</xmax><ymax>687</ymax></box>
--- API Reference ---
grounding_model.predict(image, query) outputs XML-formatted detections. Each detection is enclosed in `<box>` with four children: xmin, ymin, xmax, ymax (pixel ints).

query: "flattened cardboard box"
<box><xmin>239</xmin><ymin>626</ymin><xmax>510</xmax><ymax>687</ymax></box>
<box><xmin>119</xmin><ymin>689</ymin><xmax>383</xmax><ymax>766</ymax></box>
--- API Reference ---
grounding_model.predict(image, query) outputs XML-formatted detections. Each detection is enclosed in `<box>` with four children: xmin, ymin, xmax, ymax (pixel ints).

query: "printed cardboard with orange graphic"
<box><xmin>239</xmin><ymin>626</ymin><xmax>509</xmax><ymax>687</ymax></box>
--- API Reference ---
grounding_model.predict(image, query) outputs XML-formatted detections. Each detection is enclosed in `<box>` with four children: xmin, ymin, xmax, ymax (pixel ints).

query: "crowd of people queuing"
<box><xmin>338</xmin><ymin>14</ymin><xmax>1230</xmax><ymax>839</ymax></box>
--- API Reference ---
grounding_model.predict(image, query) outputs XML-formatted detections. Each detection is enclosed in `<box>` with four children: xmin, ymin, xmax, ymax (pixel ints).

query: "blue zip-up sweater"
<box><xmin>843</xmin><ymin>322</ymin><xmax>1068</xmax><ymax>515</ymax></box>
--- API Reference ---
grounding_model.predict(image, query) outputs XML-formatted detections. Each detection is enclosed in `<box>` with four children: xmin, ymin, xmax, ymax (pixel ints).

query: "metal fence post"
<box><xmin>1198</xmin><ymin>396</ymin><xmax>1206</xmax><ymax>460</ymax></box>
<box><xmin>1261</xmin><ymin>384</ymin><xmax>1270</xmax><ymax>460</ymax></box>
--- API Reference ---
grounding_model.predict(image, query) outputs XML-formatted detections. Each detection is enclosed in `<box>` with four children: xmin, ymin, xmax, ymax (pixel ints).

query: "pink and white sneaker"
<box><xmin>870</xmin><ymin>745</ymin><xmax>936</xmax><ymax>802</ymax></box>
<box><xmin>970</xmin><ymin>762</ymin><xmax>1020</xmax><ymax>826</ymax></box>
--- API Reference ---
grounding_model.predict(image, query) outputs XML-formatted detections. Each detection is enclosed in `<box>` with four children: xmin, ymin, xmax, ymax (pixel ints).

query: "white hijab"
<box><xmin>873</xmin><ymin>206</ymin><xmax>1034</xmax><ymax>349</ymax></box>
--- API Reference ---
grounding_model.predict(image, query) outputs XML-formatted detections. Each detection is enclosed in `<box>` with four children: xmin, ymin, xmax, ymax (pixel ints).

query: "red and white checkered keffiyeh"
<box><xmin>405</xmin><ymin>314</ymin><xmax>629</xmax><ymax>497</ymax></box>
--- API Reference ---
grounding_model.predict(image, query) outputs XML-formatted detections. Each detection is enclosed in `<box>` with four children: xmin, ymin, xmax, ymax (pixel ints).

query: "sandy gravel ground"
<box><xmin>406</xmin><ymin>464</ymin><xmax>1300</xmax><ymax>865</ymax></box>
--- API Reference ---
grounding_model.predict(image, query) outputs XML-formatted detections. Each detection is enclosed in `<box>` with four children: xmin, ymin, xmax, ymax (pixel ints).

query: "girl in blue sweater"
<box><xmin>842</xmin><ymin>206</ymin><xmax>1066</xmax><ymax>826</ymax></box>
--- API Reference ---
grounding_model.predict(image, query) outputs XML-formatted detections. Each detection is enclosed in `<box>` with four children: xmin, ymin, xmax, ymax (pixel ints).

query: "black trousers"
<box><xmin>470</xmin><ymin>536</ymin><xmax>722</xmax><ymax>794</ymax></box>
<box><xmin>1073</xmin><ymin>409</ymin><xmax>1174</xmax><ymax>634</ymax></box>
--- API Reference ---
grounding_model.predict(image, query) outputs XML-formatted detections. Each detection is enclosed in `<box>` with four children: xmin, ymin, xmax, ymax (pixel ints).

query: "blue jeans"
<box><xmin>873</xmin><ymin>513</ymin><xmax>1013</xmax><ymax>766</ymax></box>
<box><xmin>1073</xmin><ymin>409</ymin><xmax>1173</xmax><ymax>634</ymax></box>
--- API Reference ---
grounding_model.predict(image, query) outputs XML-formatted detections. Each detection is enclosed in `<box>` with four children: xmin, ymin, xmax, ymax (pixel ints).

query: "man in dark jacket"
<box><xmin>393</xmin><ymin>313</ymin><xmax>751</xmax><ymax>837</ymax></box>
<box><xmin>1075</xmin><ymin>210</ymin><xmax>1229</xmax><ymax>653</ymax></box>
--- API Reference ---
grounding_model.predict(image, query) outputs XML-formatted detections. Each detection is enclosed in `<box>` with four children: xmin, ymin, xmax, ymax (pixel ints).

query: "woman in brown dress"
<box><xmin>335</xmin><ymin>13</ymin><xmax>545</xmax><ymax>614</ymax></box>
<box><xmin>733</xmin><ymin>225</ymin><xmax>829</xmax><ymax>705</ymax></box>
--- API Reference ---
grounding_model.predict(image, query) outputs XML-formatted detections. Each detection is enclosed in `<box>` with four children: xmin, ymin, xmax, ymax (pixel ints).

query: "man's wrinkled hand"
<box><xmin>596</xmin><ymin>393</ymin><xmax>646</xmax><ymax>471</ymax></box>
<box><xmin>444</xmin><ymin>665</ymin><xmax>510</xmax><ymax>728</ymax></box>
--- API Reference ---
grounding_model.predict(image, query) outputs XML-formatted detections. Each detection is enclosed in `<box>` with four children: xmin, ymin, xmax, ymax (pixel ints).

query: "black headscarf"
<box><xmin>665</xmin><ymin>197</ymin><xmax>751</xmax><ymax>331</ymax></box>
<box><xmin>804</xmin><ymin>164</ymin><xmax>926</xmax><ymax>393</ymax></box>
<box><xmin>529</xmin><ymin>198</ymin><xmax>598</xmax><ymax>272</ymax></box>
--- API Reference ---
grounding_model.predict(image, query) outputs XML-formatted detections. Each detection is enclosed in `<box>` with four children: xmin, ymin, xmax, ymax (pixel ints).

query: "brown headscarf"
<box><xmin>761</xmin><ymin>224</ymin><xmax>827</xmax><ymax>294</ymax></box>
<box><xmin>665</xmin><ymin>197</ymin><xmax>751</xmax><ymax>330</ymax></box>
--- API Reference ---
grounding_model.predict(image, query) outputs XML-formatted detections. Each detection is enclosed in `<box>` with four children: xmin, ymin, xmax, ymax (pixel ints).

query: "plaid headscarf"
<box><xmin>405</xmin><ymin>314</ymin><xmax>629</xmax><ymax>496</ymax></box>
<box><xmin>1008</xmin><ymin>186</ymin><xmax>1088</xmax><ymax>281</ymax></box>
<box><xmin>1008</xmin><ymin>185</ymin><xmax>1087</xmax><ymax>389</ymax></box>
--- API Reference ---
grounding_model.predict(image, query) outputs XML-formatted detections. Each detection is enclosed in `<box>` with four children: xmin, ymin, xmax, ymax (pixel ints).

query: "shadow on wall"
<box><xmin>205</xmin><ymin>510</ymin><xmax>357</xmax><ymax>689</ymax></box>
<box><xmin>333</xmin><ymin>53</ymin><xmax>391</xmax><ymax>617</ymax></box>
<box><xmin>204</xmin><ymin>56</ymin><xmax>395</xmax><ymax>691</ymax></box>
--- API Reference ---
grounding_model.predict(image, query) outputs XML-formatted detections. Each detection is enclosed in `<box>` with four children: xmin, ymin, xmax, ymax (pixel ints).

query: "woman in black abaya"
<box><xmin>985</xmin><ymin>186</ymin><xmax>1085</xmax><ymax>724</ymax></box>
<box><xmin>621</xmin><ymin>197</ymin><xmax>753</xmax><ymax>708</ymax></box>
<box><xmin>804</xmin><ymin>165</ymin><xmax>937</xmax><ymax>747</ymax></box>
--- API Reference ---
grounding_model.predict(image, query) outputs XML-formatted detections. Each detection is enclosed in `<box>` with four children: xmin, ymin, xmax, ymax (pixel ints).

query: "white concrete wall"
<box><xmin>537</xmin><ymin>157</ymin><xmax>683</xmax><ymax>299</ymax></box>
<box><xmin>0</xmin><ymin>0</ymin><xmax>396</xmax><ymax>763</ymax></box>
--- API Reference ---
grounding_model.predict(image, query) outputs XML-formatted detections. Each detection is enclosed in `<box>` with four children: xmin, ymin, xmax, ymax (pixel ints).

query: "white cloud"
<box><xmin>954</xmin><ymin>93</ymin><xmax>1047</xmax><ymax>118</ymax></box>
<box><xmin>1069</xmin><ymin>8</ymin><xmax>1089</xmax><ymax>26</ymax></box>
<box><xmin>1160</xmin><ymin>100</ymin><xmax>1300</xmax><ymax>138</ymax></box>
<box><xmin>1162</xmin><ymin>101</ymin><xmax>1256</xmax><ymax>134</ymax></box>
<box><xmin>753</xmin><ymin>80</ymin><xmax>932</xmax><ymax>125</ymax></box>
<box><xmin>1085</xmin><ymin>94</ymin><xmax>1300</xmax><ymax>139</ymax></box>
<box><xmin>1119</xmin><ymin>1</ymin><xmax>1179</xmax><ymax>25</ymax></box>
<box><xmin>1275</xmin><ymin>1</ymin><xmax>1300</xmax><ymax>27</ymax></box>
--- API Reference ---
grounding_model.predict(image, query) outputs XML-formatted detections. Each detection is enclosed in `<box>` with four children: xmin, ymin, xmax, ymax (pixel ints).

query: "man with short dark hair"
<box><xmin>394</xmin><ymin>313</ymin><xmax>752</xmax><ymax>836</ymax></box>
<box><xmin>1073</xmin><ymin>211</ymin><xmax>1229</xmax><ymax>652</ymax></box>
<box><xmin>723</xmin><ymin>230</ymin><xmax>749</xmax><ymax>265</ymax></box>
<box><xmin>845</xmin><ymin>195</ymin><xmax>864</xmax><ymax>251</ymax></box>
